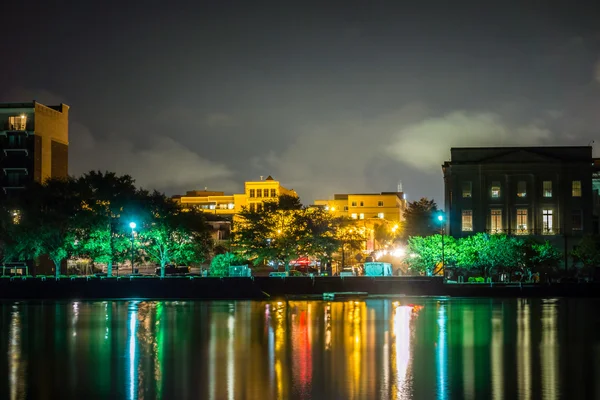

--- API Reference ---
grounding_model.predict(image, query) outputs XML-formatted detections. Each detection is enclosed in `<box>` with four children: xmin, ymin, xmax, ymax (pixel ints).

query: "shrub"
<box><xmin>475</xmin><ymin>277</ymin><xmax>485</xmax><ymax>283</ymax></box>
<box><xmin>468</xmin><ymin>277</ymin><xmax>475</xmax><ymax>283</ymax></box>
<box><xmin>210</xmin><ymin>252</ymin><xmax>246</xmax><ymax>277</ymax></box>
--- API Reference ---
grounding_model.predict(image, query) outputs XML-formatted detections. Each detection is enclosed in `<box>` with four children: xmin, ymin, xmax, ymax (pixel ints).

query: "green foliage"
<box><xmin>406</xmin><ymin>234</ymin><xmax>456</xmax><ymax>275</ymax></box>
<box><xmin>531</xmin><ymin>240</ymin><xmax>562</xmax><ymax>269</ymax></box>
<box><xmin>571</xmin><ymin>235</ymin><xmax>600</xmax><ymax>267</ymax></box>
<box><xmin>402</xmin><ymin>198</ymin><xmax>439</xmax><ymax>239</ymax></box>
<box><xmin>138</xmin><ymin>192</ymin><xmax>212</xmax><ymax>277</ymax></box>
<box><xmin>210</xmin><ymin>252</ymin><xmax>246</xmax><ymax>277</ymax></box>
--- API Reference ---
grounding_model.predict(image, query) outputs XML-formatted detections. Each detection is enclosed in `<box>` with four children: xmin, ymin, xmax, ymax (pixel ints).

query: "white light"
<box><xmin>325</xmin><ymin>205</ymin><xmax>329</xmax><ymax>211</ymax></box>
<box><xmin>392</xmin><ymin>248</ymin><xmax>406</xmax><ymax>257</ymax></box>
<box><xmin>438</xmin><ymin>215</ymin><xmax>443</xmax><ymax>221</ymax></box>
<box><xmin>129</xmin><ymin>222</ymin><xmax>136</xmax><ymax>229</ymax></box>
<box><xmin>410</xmin><ymin>253</ymin><xmax>418</xmax><ymax>258</ymax></box>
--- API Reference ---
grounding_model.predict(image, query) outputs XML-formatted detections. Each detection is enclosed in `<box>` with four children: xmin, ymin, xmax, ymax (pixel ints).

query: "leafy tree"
<box><xmin>455</xmin><ymin>234</ymin><xmax>487</xmax><ymax>269</ymax></box>
<box><xmin>335</xmin><ymin>218</ymin><xmax>366</xmax><ymax>267</ymax></box>
<box><xmin>76</xmin><ymin>171</ymin><xmax>140</xmax><ymax>276</ymax></box>
<box><xmin>294</xmin><ymin>209</ymin><xmax>343</xmax><ymax>265</ymax></box>
<box><xmin>210</xmin><ymin>252</ymin><xmax>247</xmax><ymax>277</ymax></box>
<box><xmin>402</xmin><ymin>198</ymin><xmax>440</xmax><ymax>239</ymax></box>
<box><xmin>406</xmin><ymin>234</ymin><xmax>456</xmax><ymax>275</ymax></box>
<box><xmin>138</xmin><ymin>192</ymin><xmax>211</xmax><ymax>277</ymax></box>
<box><xmin>571</xmin><ymin>235</ymin><xmax>600</xmax><ymax>268</ymax></box>
<box><xmin>477</xmin><ymin>234</ymin><xmax>525</xmax><ymax>277</ymax></box>
<box><xmin>374</xmin><ymin>223</ymin><xmax>394</xmax><ymax>249</ymax></box>
<box><xmin>530</xmin><ymin>240</ymin><xmax>562</xmax><ymax>270</ymax></box>
<box><xmin>18</xmin><ymin>178</ymin><xmax>82</xmax><ymax>278</ymax></box>
<box><xmin>0</xmin><ymin>205</ymin><xmax>23</xmax><ymax>270</ymax></box>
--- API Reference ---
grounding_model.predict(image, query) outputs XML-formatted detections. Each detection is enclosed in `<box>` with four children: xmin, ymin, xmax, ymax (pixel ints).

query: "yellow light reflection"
<box><xmin>392</xmin><ymin>305</ymin><xmax>412</xmax><ymax>398</ymax></box>
<box><xmin>517</xmin><ymin>300</ymin><xmax>531</xmax><ymax>400</ymax></box>
<box><xmin>491</xmin><ymin>307</ymin><xmax>504</xmax><ymax>400</ymax></box>
<box><xmin>9</xmin><ymin>305</ymin><xmax>25</xmax><ymax>400</ymax></box>
<box><xmin>540</xmin><ymin>300</ymin><xmax>559</xmax><ymax>400</ymax></box>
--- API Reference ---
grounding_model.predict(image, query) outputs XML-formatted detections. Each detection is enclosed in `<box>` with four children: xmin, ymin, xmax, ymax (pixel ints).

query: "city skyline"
<box><xmin>2</xmin><ymin>2</ymin><xmax>599</xmax><ymax>203</ymax></box>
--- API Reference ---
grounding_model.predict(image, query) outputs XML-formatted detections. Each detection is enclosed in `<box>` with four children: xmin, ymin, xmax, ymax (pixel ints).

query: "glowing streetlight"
<box><xmin>437</xmin><ymin>213</ymin><xmax>445</xmax><ymax>275</ymax></box>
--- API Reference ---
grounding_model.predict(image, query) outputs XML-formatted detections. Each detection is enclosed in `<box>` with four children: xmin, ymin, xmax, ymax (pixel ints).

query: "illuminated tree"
<box><xmin>76</xmin><ymin>171</ymin><xmax>141</xmax><ymax>276</ymax></box>
<box><xmin>138</xmin><ymin>192</ymin><xmax>211</xmax><ymax>277</ymax></box>
<box><xmin>401</xmin><ymin>198</ymin><xmax>439</xmax><ymax>239</ymax></box>
<box><xmin>210</xmin><ymin>252</ymin><xmax>247</xmax><ymax>277</ymax></box>
<box><xmin>294</xmin><ymin>208</ymin><xmax>341</xmax><ymax>264</ymax></box>
<box><xmin>406</xmin><ymin>234</ymin><xmax>457</xmax><ymax>275</ymax></box>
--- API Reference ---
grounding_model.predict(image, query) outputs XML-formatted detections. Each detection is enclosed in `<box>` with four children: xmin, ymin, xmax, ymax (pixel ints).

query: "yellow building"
<box><xmin>313</xmin><ymin>192</ymin><xmax>407</xmax><ymax>223</ymax></box>
<box><xmin>173</xmin><ymin>175</ymin><xmax>297</xmax><ymax>215</ymax></box>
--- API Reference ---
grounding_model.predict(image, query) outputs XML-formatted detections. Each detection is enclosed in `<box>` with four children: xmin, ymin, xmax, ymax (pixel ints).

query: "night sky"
<box><xmin>3</xmin><ymin>1</ymin><xmax>600</xmax><ymax>205</ymax></box>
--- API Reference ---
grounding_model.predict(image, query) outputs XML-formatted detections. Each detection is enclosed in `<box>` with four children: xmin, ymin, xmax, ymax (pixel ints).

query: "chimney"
<box><xmin>260</xmin><ymin>176</ymin><xmax>264</xmax><ymax>181</ymax></box>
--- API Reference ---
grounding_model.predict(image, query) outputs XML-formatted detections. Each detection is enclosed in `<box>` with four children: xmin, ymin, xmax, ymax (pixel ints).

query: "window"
<box><xmin>351</xmin><ymin>201</ymin><xmax>357</xmax><ymax>207</ymax></box>
<box><xmin>209</xmin><ymin>204</ymin><xmax>216</xmax><ymax>210</ymax></box>
<box><xmin>462</xmin><ymin>181</ymin><xmax>472</xmax><ymax>198</ymax></box>
<box><xmin>359</xmin><ymin>213</ymin><xmax>365</xmax><ymax>220</ymax></box>
<box><xmin>263</xmin><ymin>189</ymin><xmax>269</xmax><ymax>197</ymax></box>
<box><xmin>517</xmin><ymin>181</ymin><xmax>527</xmax><ymax>198</ymax></box>
<box><xmin>351</xmin><ymin>213</ymin><xmax>357</xmax><ymax>219</ymax></box>
<box><xmin>378</xmin><ymin>201</ymin><xmax>384</xmax><ymax>207</ymax></box>
<box><xmin>249</xmin><ymin>203</ymin><xmax>255</xmax><ymax>212</ymax></box>
<box><xmin>271</xmin><ymin>189</ymin><xmax>277</xmax><ymax>197</ymax></box>
<box><xmin>572</xmin><ymin>210</ymin><xmax>582</xmax><ymax>231</ymax></box>
<box><xmin>344</xmin><ymin>206</ymin><xmax>349</xmax><ymax>211</ymax></box>
<box><xmin>228</xmin><ymin>203</ymin><xmax>235</xmax><ymax>210</ymax></box>
<box><xmin>377</xmin><ymin>212</ymin><xmax>384</xmax><ymax>219</ymax></box>
<box><xmin>249</xmin><ymin>189</ymin><xmax>255</xmax><ymax>198</ymax></box>
<box><xmin>8</xmin><ymin>115</ymin><xmax>27</xmax><ymax>131</ymax></box>
<box><xmin>491</xmin><ymin>181</ymin><xmax>501</xmax><ymax>198</ymax></box>
<box><xmin>461</xmin><ymin>210</ymin><xmax>473</xmax><ymax>232</ymax></box>
<box><xmin>572</xmin><ymin>181</ymin><xmax>582</xmax><ymax>197</ymax></box>
<box><xmin>360</xmin><ymin>201</ymin><xmax>364</xmax><ymax>207</ymax></box>
<box><xmin>543</xmin><ymin>181</ymin><xmax>552</xmax><ymax>197</ymax></box>
<box><xmin>257</xmin><ymin>203</ymin><xmax>263</xmax><ymax>212</ymax></box>
<box><xmin>6</xmin><ymin>172</ymin><xmax>21</xmax><ymax>187</ymax></box>
<box><xmin>256</xmin><ymin>189</ymin><xmax>262</xmax><ymax>198</ymax></box>
<box><xmin>490</xmin><ymin>209</ymin><xmax>502</xmax><ymax>232</ymax></box>
<box><xmin>542</xmin><ymin>209</ymin><xmax>553</xmax><ymax>234</ymax></box>
<box><xmin>516</xmin><ymin>209</ymin><xmax>528</xmax><ymax>234</ymax></box>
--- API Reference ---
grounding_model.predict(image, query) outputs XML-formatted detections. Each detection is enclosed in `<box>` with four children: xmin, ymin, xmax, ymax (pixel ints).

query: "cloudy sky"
<box><xmin>3</xmin><ymin>1</ymin><xmax>600</xmax><ymax>205</ymax></box>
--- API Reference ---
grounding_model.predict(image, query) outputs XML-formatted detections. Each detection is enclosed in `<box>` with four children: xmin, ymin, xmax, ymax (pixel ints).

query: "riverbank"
<box><xmin>1</xmin><ymin>276</ymin><xmax>599</xmax><ymax>300</ymax></box>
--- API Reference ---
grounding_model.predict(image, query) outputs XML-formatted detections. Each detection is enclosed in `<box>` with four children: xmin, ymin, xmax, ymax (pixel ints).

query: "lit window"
<box><xmin>249</xmin><ymin>189</ymin><xmax>255</xmax><ymax>198</ymax></box>
<box><xmin>543</xmin><ymin>181</ymin><xmax>552</xmax><ymax>197</ymax></box>
<box><xmin>572</xmin><ymin>210</ymin><xmax>582</xmax><ymax>231</ymax></box>
<box><xmin>263</xmin><ymin>189</ymin><xmax>269</xmax><ymax>197</ymax></box>
<box><xmin>209</xmin><ymin>204</ymin><xmax>216</xmax><ymax>210</ymax></box>
<box><xmin>378</xmin><ymin>201</ymin><xmax>384</xmax><ymax>207</ymax></box>
<box><xmin>8</xmin><ymin>115</ymin><xmax>27</xmax><ymax>131</ymax></box>
<box><xmin>491</xmin><ymin>182</ymin><xmax>501</xmax><ymax>198</ymax></box>
<box><xmin>517</xmin><ymin>181</ymin><xmax>526</xmax><ymax>198</ymax></box>
<box><xmin>228</xmin><ymin>203</ymin><xmax>234</xmax><ymax>210</ymax></box>
<box><xmin>462</xmin><ymin>181</ymin><xmax>472</xmax><ymax>198</ymax></box>
<box><xmin>351</xmin><ymin>213</ymin><xmax>357</xmax><ymax>219</ymax></box>
<box><xmin>271</xmin><ymin>189</ymin><xmax>276</xmax><ymax>197</ymax></box>
<box><xmin>461</xmin><ymin>210</ymin><xmax>473</xmax><ymax>231</ymax></box>
<box><xmin>377</xmin><ymin>212</ymin><xmax>384</xmax><ymax>219</ymax></box>
<box><xmin>359</xmin><ymin>213</ymin><xmax>365</xmax><ymax>220</ymax></box>
<box><xmin>490</xmin><ymin>209</ymin><xmax>502</xmax><ymax>232</ymax></box>
<box><xmin>256</xmin><ymin>189</ymin><xmax>262</xmax><ymax>198</ymax></box>
<box><xmin>572</xmin><ymin>181</ymin><xmax>582</xmax><ymax>197</ymax></box>
<box><xmin>351</xmin><ymin>201</ymin><xmax>357</xmax><ymax>207</ymax></box>
<box><xmin>542</xmin><ymin>209</ymin><xmax>553</xmax><ymax>234</ymax></box>
<box><xmin>516</xmin><ymin>209</ymin><xmax>527</xmax><ymax>234</ymax></box>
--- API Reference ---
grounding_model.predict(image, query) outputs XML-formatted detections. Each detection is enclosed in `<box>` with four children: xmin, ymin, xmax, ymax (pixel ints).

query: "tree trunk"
<box><xmin>54</xmin><ymin>259</ymin><xmax>61</xmax><ymax>279</ymax></box>
<box><xmin>107</xmin><ymin>260</ymin><xmax>113</xmax><ymax>277</ymax></box>
<box><xmin>160</xmin><ymin>260</ymin><xmax>166</xmax><ymax>278</ymax></box>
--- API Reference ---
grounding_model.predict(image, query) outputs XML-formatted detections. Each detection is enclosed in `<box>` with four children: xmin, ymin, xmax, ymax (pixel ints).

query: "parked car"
<box><xmin>155</xmin><ymin>265</ymin><xmax>190</xmax><ymax>276</ymax></box>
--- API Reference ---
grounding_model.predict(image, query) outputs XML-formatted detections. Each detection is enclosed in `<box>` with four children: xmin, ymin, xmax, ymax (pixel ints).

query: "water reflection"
<box><xmin>1</xmin><ymin>298</ymin><xmax>600</xmax><ymax>399</ymax></box>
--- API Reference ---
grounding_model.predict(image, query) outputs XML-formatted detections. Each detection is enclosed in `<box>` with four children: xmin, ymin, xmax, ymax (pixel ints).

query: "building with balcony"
<box><xmin>173</xmin><ymin>175</ymin><xmax>297</xmax><ymax>216</ymax></box>
<box><xmin>313</xmin><ymin>192</ymin><xmax>407</xmax><ymax>223</ymax></box>
<box><xmin>442</xmin><ymin>147</ymin><xmax>594</xmax><ymax>250</ymax></box>
<box><xmin>0</xmin><ymin>101</ymin><xmax>69</xmax><ymax>196</ymax></box>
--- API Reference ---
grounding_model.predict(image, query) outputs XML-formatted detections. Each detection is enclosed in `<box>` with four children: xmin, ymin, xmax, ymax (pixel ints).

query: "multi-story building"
<box><xmin>173</xmin><ymin>175</ymin><xmax>297</xmax><ymax>216</ymax></box>
<box><xmin>0</xmin><ymin>101</ymin><xmax>69</xmax><ymax>196</ymax></box>
<box><xmin>313</xmin><ymin>192</ymin><xmax>406</xmax><ymax>223</ymax></box>
<box><xmin>442</xmin><ymin>147</ymin><xmax>594</xmax><ymax>252</ymax></box>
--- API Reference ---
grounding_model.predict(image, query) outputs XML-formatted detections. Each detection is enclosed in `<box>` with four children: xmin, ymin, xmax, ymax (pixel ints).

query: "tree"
<box><xmin>530</xmin><ymin>240</ymin><xmax>562</xmax><ymax>270</ymax></box>
<box><xmin>210</xmin><ymin>252</ymin><xmax>247</xmax><ymax>277</ymax></box>
<box><xmin>76</xmin><ymin>171</ymin><xmax>140</xmax><ymax>277</ymax></box>
<box><xmin>455</xmin><ymin>234</ymin><xmax>487</xmax><ymax>270</ymax></box>
<box><xmin>402</xmin><ymin>198</ymin><xmax>439</xmax><ymax>239</ymax></box>
<box><xmin>374</xmin><ymin>222</ymin><xmax>395</xmax><ymax>249</ymax></box>
<box><xmin>18</xmin><ymin>178</ymin><xmax>82</xmax><ymax>278</ymax></box>
<box><xmin>335</xmin><ymin>218</ymin><xmax>366</xmax><ymax>267</ymax></box>
<box><xmin>571</xmin><ymin>235</ymin><xmax>600</xmax><ymax>269</ymax></box>
<box><xmin>406</xmin><ymin>234</ymin><xmax>457</xmax><ymax>275</ymax></box>
<box><xmin>477</xmin><ymin>234</ymin><xmax>525</xmax><ymax>277</ymax></box>
<box><xmin>294</xmin><ymin>208</ymin><xmax>341</xmax><ymax>265</ymax></box>
<box><xmin>0</xmin><ymin>204</ymin><xmax>23</xmax><ymax>270</ymax></box>
<box><xmin>233</xmin><ymin>195</ymin><xmax>304</xmax><ymax>271</ymax></box>
<box><xmin>138</xmin><ymin>192</ymin><xmax>211</xmax><ymax>277</ymax></box>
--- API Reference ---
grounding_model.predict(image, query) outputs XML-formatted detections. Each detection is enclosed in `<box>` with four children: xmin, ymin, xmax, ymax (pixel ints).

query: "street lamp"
<box><xmin>437</xmin><ymin>214</ymin><xmax>444</xmax><ymax>275</ymax></box>
<box><xmin>129</xmin><ymin>222</ymin><xmax>136</xmax><ymax>274</ymax></box>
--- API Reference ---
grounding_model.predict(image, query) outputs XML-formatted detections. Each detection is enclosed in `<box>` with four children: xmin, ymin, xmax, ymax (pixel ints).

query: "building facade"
<box><xmin>313</xmin><ymin>192</ymin><xmax>406</xmax><ymax>223</ymax></box>
<box><xmin>173</xmin><ymin>175</ymin><xmax>297</xmax><ymax>216</ymax></box>
<box><xmin>0</xmin><ymin>101</ymin><xmax>69</xmax><ymax>196</ymax></box>
<box><xmin>442</xmin><ymin>147</ymin><xmax>594</xmax><ymax>248</ymax></box>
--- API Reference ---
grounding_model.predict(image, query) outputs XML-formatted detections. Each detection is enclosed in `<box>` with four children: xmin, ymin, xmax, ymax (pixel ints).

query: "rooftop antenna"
<box><xmin>260</xmin><ymin>175</ymin><xmax>264</xmax><ymax>181</ymax></box>
<box><xmin>204</xmin><ymin>187</ymin><xmax>208</xmax><ymax>190</ymax></box>
<box><xmin>397</xmin><ymin>180</ymin><xmax>403</xmax><ymax>193</ymax></box>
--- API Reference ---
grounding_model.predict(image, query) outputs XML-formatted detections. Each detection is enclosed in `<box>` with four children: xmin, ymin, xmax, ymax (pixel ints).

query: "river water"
<box><xmin>0</xmin><ymin>298</ymin><xmax>599</xmax><ymax>399</ymax></box>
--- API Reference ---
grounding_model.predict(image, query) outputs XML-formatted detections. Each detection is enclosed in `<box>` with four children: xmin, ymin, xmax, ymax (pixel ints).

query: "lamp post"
<box><xmin>437</xmin><ymin>214</ymin><xmax>445</xmax><ymax>275</ymax></box>
<box><xmin>129</xmin><ymin>222</ymin><xmax>136</xmax><ymax>275</ymax></box>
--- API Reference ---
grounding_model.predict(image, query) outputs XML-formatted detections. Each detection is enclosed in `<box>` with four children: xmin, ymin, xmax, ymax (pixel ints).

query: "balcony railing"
<box><xmin>484</xmin><ymin>229</ymin><xmax>561</xmax><ymax>236</ymax></box>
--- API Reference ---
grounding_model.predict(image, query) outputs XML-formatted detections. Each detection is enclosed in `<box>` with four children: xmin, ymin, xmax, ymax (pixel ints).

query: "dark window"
<box><xmin>517</xmin><ymin>181</ymin><xmax>526</xmax><ymax>198</ymax></box>
<box><xmin>271</xmin><ymin>189</ymin><xmax>277</xmax><ymax>197</ymax></box>
<box><xmin>543</xmin><ymin>181</ymin><xmax>552</xmax><ymax>198</ymax></box>
<box><xmin>491</xmin><ymin>182</ymin><xmax>501</xmax><ymax>198</ymax></box>
<box><xmin>462</xmin><ymin>181</ymin><xmax>472</xmax><ymax>198</ymax></box>
<box><xmin>256</xmin><ymin>189</ymin><xmax>262</xmax><ymax>198</ymax></box>
<box><xmin>263</xmin><ymin>189</ymin><xmax>269</xmax><ymax>197</ymax></box>
<box><xmin>572</xmin><ymin>210</ymin><xmax>582</xmax><ymax>231</ymax></box>
<box><xmin>249</xmin><ymin>189</ymin><xmax>255</xmax><ymax>198</ymax></box>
